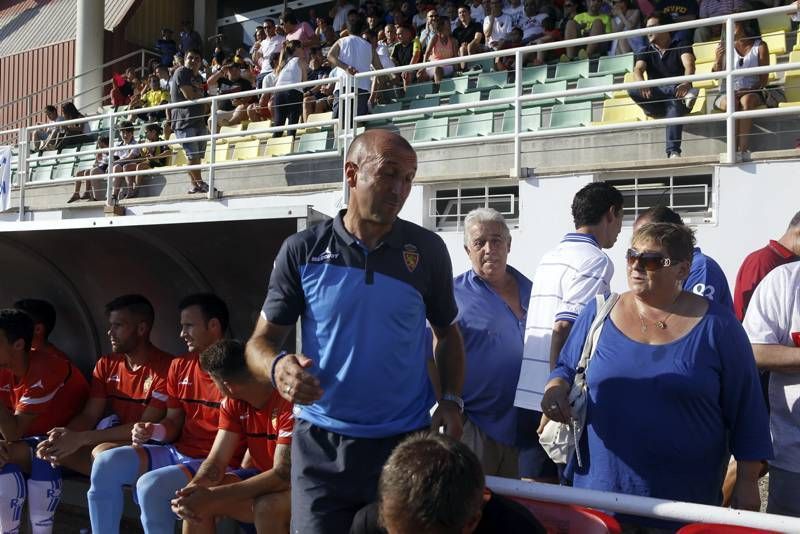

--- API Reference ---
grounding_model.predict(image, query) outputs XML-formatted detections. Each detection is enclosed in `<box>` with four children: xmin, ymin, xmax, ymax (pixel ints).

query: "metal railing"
<box><xmin>2</xmin><ymin>3</ymin><xmax>799</xmax><ymax>222</ymax></box>
<box><xmin>0</xmin><ymin>48</ymin><xmax>161</xmax><ymax>132</ymax></box>
<box><xmin>487</xmin><ymin>476</ymin><xmax>800</xmax><ymax>532</ymax></box>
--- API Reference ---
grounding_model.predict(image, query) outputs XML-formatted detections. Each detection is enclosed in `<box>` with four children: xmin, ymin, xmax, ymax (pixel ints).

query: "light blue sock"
<box><xmin>87</xmin><ymin>446</ymin><xmax>141</xmax><ymax>534</ymax></box>
<box><xmin>136</xmin><ymin>464</ymin><xmax>196</xmax><ymax>534</ymax></box>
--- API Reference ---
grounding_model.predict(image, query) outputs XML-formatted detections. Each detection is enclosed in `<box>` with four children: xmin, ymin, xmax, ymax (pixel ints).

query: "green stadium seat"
<box><xmin>52</xmin><ymin>161</ymin><xmax>75</xmax><ymax>180</ymax></box>
<box><xmin>551</xmin><ymin>59</ymin><xmax>590</xmax><ymax>82</ymax></box>
<box><xmin>565</xmin><ymin>75</ymin><xmax>614</xmax><ymax>103</ymax></box>
<box><xmin>530</xmin><ymin>80</ymin><xmax>568</xmax><ymax>106</ymax></box>
<box><xmin>519</xmin><ymin>66</ymin><xmax>548</xmax><ymax>87</ymax></box>
<box><xmin>470</xmin><ymin>71</ymin><xmax>509</xmax><ymax>92</ymax></box>
<box><xmin>395</xmin><ymin>97</ymin><xmax>440</xmax><ymax>122</ymax></box>
<box><xmin>465</xmin><ymin>57</ymin><xmax>494</xmax><ymax>73</ymax></box>
<box><xmin>413</xmin><ymin>117</ymin><xmax>450</xmax><ymax>142</ymax></box>
<box><xmin>400</xmin><ymin>81</ymin><xmax>434</xmax><ymax>101</ymax></box>
<box><xmin>297</xmin><ymin>131</ymin><xmax>332</xmax><ymax>153</ymax></box>
<box><xmin>455</xmin><ymin>113</ymin><xmax>494</xmax><ymax>137</ymax></box>
<box><xmin>547</xmin><ymin>102</ymin><xmax>593</xmax><ymax>129</ymax></box>
<box><xmin>500</xmin><ymin>108</ymin><xmax>542</xmax><ymax>132</ymax></box>
<box><xmin>593</xmin><ymin>54</ymin><xmax>634</xmax><ymax>76</ymax></box>
<box><xmin>433</xmin><ymin>76</ymin><xmax>470</xmax><ymax>97</ymax></box>
<box><xmin>435</xmin><ymin>92</ymin><xmax>481</xmax><ymax>117</ymax></box>
<box><xmin>483</xmin><ymin>88</ymin><xmax>516</xmax><ymax>112</ymax></box>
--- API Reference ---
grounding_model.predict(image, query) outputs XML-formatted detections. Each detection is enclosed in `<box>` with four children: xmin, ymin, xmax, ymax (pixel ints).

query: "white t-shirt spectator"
<box><xmin>520</xmin><ymin>13</ymin><xmax>549</xmax><ymax>42</ymax></box>
<box><xmin>376</xmin><ymin>44</ymin><xmax>396</xmax><ymax>69</ymax></box>
<box><xmin>334</xmin><ymin>35</ymin><xmax>374</xmax><ymax>92</ymax></box>
<box><xmin>503</xmin><ymin>3</ymin><xmax>524</xmax><ymax>27</ymax></box>
<box><xmin>412</xmin><ymin>12</ymin><xmax>427</xmax><ymax>28</ymax></box>
<box><xmin>333</xmin><ymin>3</ymin><xmax>355</xmax><ymax>32</ymax></box>
<box><xmin>484</xmin><ymin>13</ymin><xmax>514</xmax><ymax>48</ymax></box>
<box><xmin>514</xmin><ymin>233</ymin><xmax>614</xmax><ymax>410</ymax></box>
<box><xmin>261</xmin><ymin>71</ymin><xmax>278</xmax><ymax>89</ymax></box>
<box><xmin>276</xmin><ymin>57</ymin><xmax>304</xmax><ymax>87</ymax></box>
<box><xmin>743</xmin><ymin>262</ymin><xmax>800</xmax><ymax>474</ymax></box>
<box><xmin>260</xmin><ymin>34</ymin><xmax>286</xmax><ymax>72</ymax></box>
<box><xmin>470</xmin><ymin>3</ymin><xmax>486</xmax><ymax>23</ymax></box>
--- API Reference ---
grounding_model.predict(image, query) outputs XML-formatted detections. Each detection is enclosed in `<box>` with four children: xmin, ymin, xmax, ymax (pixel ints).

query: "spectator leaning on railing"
<box><xmin>628</xmin><ymin>12</ymin><xmax>698</xmax><ymax>159</ymax></box>
<box><xmin>169</xmin><ymin>49</ymin><xmax>211</xmax><ymax>195</ymax></box>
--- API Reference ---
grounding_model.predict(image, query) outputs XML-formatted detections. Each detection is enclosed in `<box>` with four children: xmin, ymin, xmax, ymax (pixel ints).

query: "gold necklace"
<box><xmin>634</xmin><ymin>293</ymin><xmax>680</xmax><ymax>333</ymax></box>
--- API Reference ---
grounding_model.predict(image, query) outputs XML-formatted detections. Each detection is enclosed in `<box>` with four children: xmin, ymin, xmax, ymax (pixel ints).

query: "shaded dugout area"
<box><xmin>0</xmin><ymin>217</ymin><xmax>300</xmax><ymax>375</ymax></box>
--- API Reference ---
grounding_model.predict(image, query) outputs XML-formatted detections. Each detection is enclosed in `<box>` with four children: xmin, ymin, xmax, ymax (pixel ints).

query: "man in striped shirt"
<box><xmin>514</xmin><ymin>182</ymin><xmax>623</xmax><ymax>481</ymax></box>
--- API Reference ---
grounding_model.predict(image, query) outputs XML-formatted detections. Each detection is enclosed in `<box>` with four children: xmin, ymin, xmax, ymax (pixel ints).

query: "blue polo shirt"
<box><xmin>455</xmin><ymin>266</ymin><xmax>532</xmax><ymax>446</ymax></box>
<box><xmin>684</xmin><ymin>247</ymin><xmax>734</xmax><ymax>310</ymax></box>
<box><xmin>262</xmin><ymin>210</ymin><xmax>459</xmax><ymax>438</ymax></box>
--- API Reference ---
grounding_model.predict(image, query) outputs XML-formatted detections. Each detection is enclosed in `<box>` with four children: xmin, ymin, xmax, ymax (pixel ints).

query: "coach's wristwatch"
<box><xmin>440</xmin><ymin>393</ymin><xmax>464</xmax><ymax>413</ymax></box>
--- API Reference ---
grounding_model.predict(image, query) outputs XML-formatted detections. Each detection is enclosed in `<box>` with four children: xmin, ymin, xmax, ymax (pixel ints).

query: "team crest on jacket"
<box><xmin>403</xmin><ymin>244</ymin><xmax>420</xmax><ymax>272</ymax></box>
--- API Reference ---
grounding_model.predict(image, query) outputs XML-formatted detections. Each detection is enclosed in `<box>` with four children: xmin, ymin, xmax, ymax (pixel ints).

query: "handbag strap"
<box><xmin>574</xmin><ymin>292</ymin><xmax>619</xmax><ymax>384</ymax></box>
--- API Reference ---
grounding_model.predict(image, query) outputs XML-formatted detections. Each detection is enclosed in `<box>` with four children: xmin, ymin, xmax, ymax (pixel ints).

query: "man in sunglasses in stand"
<box><xmin>513</xmin><ymin>182</ymin><xmax>623</xmax><ymax>483</ymax></box>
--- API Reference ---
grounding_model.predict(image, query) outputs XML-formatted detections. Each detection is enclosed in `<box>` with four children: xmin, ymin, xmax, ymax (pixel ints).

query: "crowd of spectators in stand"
<box><xmin>25</xmin><ymin>0</ymin><xmax>791</xmax><ymax>203</ymax></box>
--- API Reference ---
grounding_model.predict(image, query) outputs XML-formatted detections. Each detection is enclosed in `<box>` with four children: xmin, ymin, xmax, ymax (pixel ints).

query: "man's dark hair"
<box><xmin>571</xmin><ymin>181</ymin><xmax>624</xmax><ymax>228</ymax></box>
<box><xmin>199</xmin><ymin>339</ymin><xmax>250</xmax><ymax>381</ymax></box>
<box><xmin>637</xmin><ymin>205</ymin><xmax>684</xmax><ymax>226</ymax></box>
<box><xmin>264</xmin><ymin>17</ymin><xmax>276</xmax><ymax>26</ymax></box>
<box><xmin>13</xmin><ymin>299</ymin><xmax>56</xmax><ymax>338</ymax></box>
<box><xmin>788</xmin><ymin>210</ymin><xmax>800</xmax><ymax>229</ymax></box>
<box><xmin>647</xmin><ymin>11</ymin><xmax>673</xmax><ymax>28</ymax></box>
<box><xmin>104</xmin><ymin>294</ymin><xmax>155</xmax><ymax>327</ymax></box>
<box><xmin>347</xmin><ymin>11</ymin><xmax>365</xmax><ymax>35</ymax></box>
<box><xmin>118</xmin><ymin>120</ymin><xmax>134</xmax><ymax>131</ymax></box>
<box><xmin>379</xmin><ymin>433</ymin><xmax>484</xmax><ymax>534</ymax></box>
<box><xmin>0</xmin><ymin>309</ymin><xmax>35</xmax><ymax>351</ymax></box>
<box><xmin>97</xmin><ymin>135</ymin><xmax>110</xmax><ymax>146</ymax></box>
<box><xmin>178</xmin><ymin>293</ymin><xmax>229</xmax><ymax>333</ymax></box>
<box><xmin>282</xmin><ymin>9</ymin><xmax>299</xmax><ymax>25</ymax></box>
<box><xmin>186</xmin><ymin>48</ymin><xmax>202</xmax><ymax>57</ymax></box>
<box><xmin>44</xmin><ymin>105</ymin><xmax>57</xmax><ymax>114</ymax></box>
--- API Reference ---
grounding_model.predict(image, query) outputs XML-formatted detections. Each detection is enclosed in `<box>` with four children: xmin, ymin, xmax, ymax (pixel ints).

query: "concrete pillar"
<box><xmin>74</xmin><ymin>0</ymin><xmax>104</xmax><ymax>113</ymax></box>
<box><xmin>194</xmin><ymin>0</ymin><xmax>219</xmax><ymax>57</ymax></box>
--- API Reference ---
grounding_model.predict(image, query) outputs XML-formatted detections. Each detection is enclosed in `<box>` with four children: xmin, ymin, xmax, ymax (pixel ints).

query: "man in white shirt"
<box><xmin>519</xmin><ymin>2</ymin><xmax>549</xmax><ymax>44</ymax></box>
<box><xmin>328</xmin><ymin>19</ymin><xmax>384</xmax><ymax>118</ymax></box>
<box><xmin>333</xmin><ymin>0</ymin><xmax>356</xmax><ymax>33</ymax></box>
<box><xmin>483</xmin><ymin>0</ymin><xmax>514</xmax><ymax>49</ymax></box>
<box><xmin>256</xmin><ymin>18</ymin><xmax>286</xmax><ymax>88</ymax></box>
<box><xmin>743</xmin><ymin>261</ymin><xmax>800</xmax><ymax>518</ymax></box>
<box><xmin>503</xmin><ymin>0</ymin><xmax>525</xmax><ymax>27</ymax></box>
<box><xmin>513</xmin><ymin>181</ymin><xmax>623</xmax><ymax>481</ymax></box>
<box><xmin>470</xmin><ymin>0</ymin><xmax>486</xmax><ymax>23</ymax></box>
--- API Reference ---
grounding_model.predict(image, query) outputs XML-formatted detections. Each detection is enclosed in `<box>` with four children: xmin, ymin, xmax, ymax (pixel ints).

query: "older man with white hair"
<box><xmin>442</xmin><ymin>207</ymin><xmax>531</xmax><ymax>477</ymax></box>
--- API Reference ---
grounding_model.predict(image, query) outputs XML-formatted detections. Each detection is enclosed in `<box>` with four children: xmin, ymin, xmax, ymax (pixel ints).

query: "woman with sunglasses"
<box><xmin>541</xmin><ymin>222</ymin><xmax>771</xmax><ymax>528</ymax></box>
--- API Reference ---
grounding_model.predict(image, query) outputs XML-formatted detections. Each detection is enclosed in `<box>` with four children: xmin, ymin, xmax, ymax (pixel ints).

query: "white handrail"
<box><xmin>487</xmin><ymin>476</ymin><xmax>800</xmax><ymax>532</ymax></box>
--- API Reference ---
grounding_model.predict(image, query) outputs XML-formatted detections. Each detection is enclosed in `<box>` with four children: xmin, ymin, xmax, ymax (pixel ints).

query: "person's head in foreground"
<box><xmin>379</xmin><ymin>433</ymin><xmax>484</xmax><ymax>534</ymax></box>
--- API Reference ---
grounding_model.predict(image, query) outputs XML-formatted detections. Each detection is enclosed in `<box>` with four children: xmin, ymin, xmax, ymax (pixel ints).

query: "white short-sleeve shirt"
<box><xmin>743</xmin><ymin>261</ymin><xmax>800</xmax><ymax>473</ymax></box>
<box><xmin>276</xmin><ymin>57</ymin><xmax>303</xmax><ymax>87</ymax></box>
<box><xmin>514</xmin><ymin>233</ymin><xmax>614</xmax><ymax>410</ymax></box>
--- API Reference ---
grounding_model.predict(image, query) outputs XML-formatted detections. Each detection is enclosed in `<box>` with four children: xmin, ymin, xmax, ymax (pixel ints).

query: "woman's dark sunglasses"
<box><xmin>626</xmin><ymin>248</ymin><xmax>673</xmax><ymax>271</ymax></box>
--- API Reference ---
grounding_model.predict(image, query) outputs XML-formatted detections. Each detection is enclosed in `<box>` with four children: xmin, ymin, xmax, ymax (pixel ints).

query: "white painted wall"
<box><xmin>398</xmin><ymin>162</ymin><xmax>798</xmax><ymax>294</ymax></box>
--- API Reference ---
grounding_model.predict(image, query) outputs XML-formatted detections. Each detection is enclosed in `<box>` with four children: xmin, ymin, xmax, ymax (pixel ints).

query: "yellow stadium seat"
<box><xmin>593</xmin><ymin>97</ymin><xmax>647</xmax><ymax>124</ymax></box>
<box><xmin>612</xmin><ymin>72</ymin><xmax>640</xmax><ymax>98</ymax></box>
<box><xmin>296</xmin><ymin>112</ymin><xmax>336</xmax><ymax>136</ymax></box>
<box><xmin>758</xmin><ymin>12</ymin><xmax>791</xmax><ymax>34</ymax></box>
<box><xmin>265</xmin><ymin>136</ymin><xmax>294</xmax><ymax>157</ymax></box>
<box><xmin>233</xmin><ymin>138</ymin><xmax>262</xmax><ymax>160</ymax></box>
<box><xmin>761</xmin><ymin>31</ymin><xmax>786</xmax><ymax>56</ymax></box>
<box><xmin>218</xmin><ymin>123</ymin><xmax>251</xmax><ymax>144</ymax></box>
<box><xmin>693</xmin><ymin>61</ymin><xmax>718</xmax><ymax>89</ymax></box>
<box><xmin>779</xmin><ymin>69</ymin><xmax>800</xmax><ymax>107</ymax></box>
<box><xmin>167</xmin><ymin>134</ymin><xmax>187</xmax><ymax>166</ymax></box>
<box><xmin>202</xmin><ymin>142</ymin><xmax>230</xmax><ymax>163</ymax></box>
<box><xmin>689</xmin><ymin>88</ymin><xmax>706</xmax><ymax>115</ymax></box>
<box><xmin>247</xmin><ymin>120</ymin><xmax>273</xmax><ymax>140</ymax></box>
<box><xmin>693</xmin><ymin>41</ymin><xmax>719</xmax><ymax>64</ymax></box>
